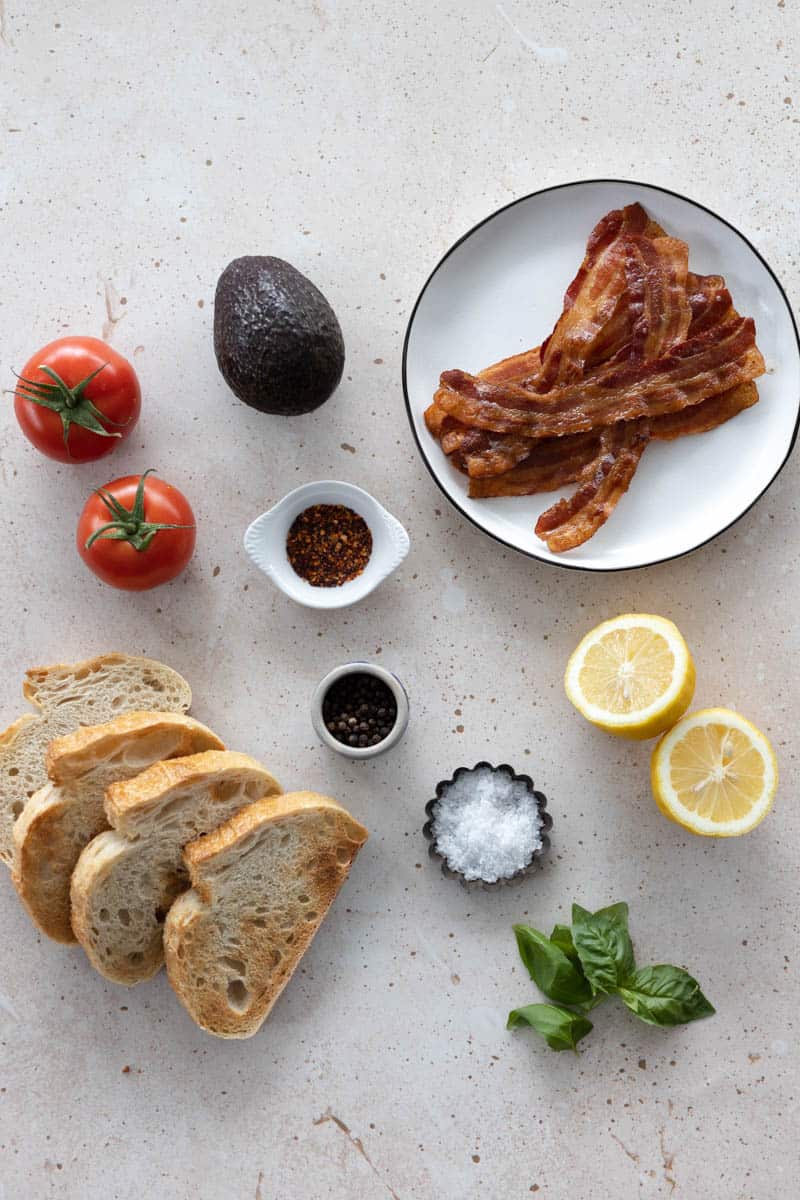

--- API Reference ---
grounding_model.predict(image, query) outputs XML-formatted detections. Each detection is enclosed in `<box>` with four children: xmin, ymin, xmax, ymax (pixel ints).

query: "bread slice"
<box><xmin>12</xmin><ymin>712</ymin><xmax>225</xmax><ymax>944</ymax></box>
<box><xmin>0</xmin><ymin>654</ymin><xmax>192</xmax><ymax>865</ymax></box>
<box><xmin>70</xmin><ymin>751</ymin><xmax>281</xmax><ymax>985</ymax></box>
<box><xmin>164</xmin><ymin>791</ymin><xmax>368</xmax><ymax>1038</ymax></box>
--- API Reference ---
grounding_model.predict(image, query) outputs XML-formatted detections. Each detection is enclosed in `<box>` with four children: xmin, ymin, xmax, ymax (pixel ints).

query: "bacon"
<box><xmin>439</xmin><ymin>317</ymin><xmax>764</xmax><ymax>438</ymax></box>
<box><xmin>466</xmin><ymin>383</ymin><xmax>759</xmax><ymax>497</ymax></box>
<box><xmin>534</xmin><ymin>422</ymin><xmax>650</xmax><ymax>552</ymax></box>
<box><xmin>537</xmin><ymin>203</ymin><xmax>650</xmax><ymax>386</ymax></box>
<box><xmin>624</xmin><ymin>236</ymin><xmax>691</xmax><ymax>360</ymax></box>
<box><xmin>535</xmin><ymin>239</ymin><xmax>631</xmax><ymax>388</ymax></box>
<box><xmin>652</xmin><ymin>380</ymin><xmax>758</xmax><ymax>438</ymax></box>
<box><xmin>529</xmin><ymin>234</ymin><xmax>690</xmax><ymax>539</ymax></box>
<box><xmin>441</xmin><ymin>265</ymin><xmax>747</xmax><ymax>481</ymax></box>
<box><xmin>468</xmin><ymin>432</ymin><xmax>602</xmax><ymax>497</ymax></box>
<box><xmin>424</xmin><ymin>399</ymin><xmax>449</xmax><ymax>439</ymax></box>
<box><xmin>686</xmin><ymin>273</ymin><xmax>733</xmax><ymax>334</ymax></box>
<box><xmin>423</xmin><ymin>204</ymin><xmax>765</xmax><ymax>551</ymax></box>
<box><xmin>479</xmin><ymin>347</ymin><xmax>544</xmax><ymax>383</ymax></box>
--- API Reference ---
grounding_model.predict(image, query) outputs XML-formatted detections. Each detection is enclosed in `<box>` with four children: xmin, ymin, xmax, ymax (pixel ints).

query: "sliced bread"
<box><xmin>0</xmin><ymin>654</ymin><xmax>192</xmax><ymax>865</ymax></box>
<box><xmin>70</xmin><ymin>751</ymin><xmax>281</xmax><ymax>985</ymax></box>
<box><xmin>12</xmin><ymin>712</ymin><xmax>225</xmax><ymax>944</ymax></box>
<box><xmin>164</xmin><ymin>791</ymin><xmax>368</xmax><ymax>1038</ymax></box>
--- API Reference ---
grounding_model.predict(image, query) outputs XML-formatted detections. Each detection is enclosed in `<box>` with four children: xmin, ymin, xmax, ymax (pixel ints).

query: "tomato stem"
<box><xmin>84</xmin><ymin>470</ymin><xmax>195</xmax><ymax>554</ymax></box>
<box><xmin>13</xmin><ymin>361</ymin><xmax>129</xmax><ymax>450</ymax></box>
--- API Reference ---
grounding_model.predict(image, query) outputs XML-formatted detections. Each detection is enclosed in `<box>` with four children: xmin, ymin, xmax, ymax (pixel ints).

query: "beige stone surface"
<box><xmin>0</xmin><ymin>2</ymin><xmax>798</xmax><ymax>1197</ymax></box>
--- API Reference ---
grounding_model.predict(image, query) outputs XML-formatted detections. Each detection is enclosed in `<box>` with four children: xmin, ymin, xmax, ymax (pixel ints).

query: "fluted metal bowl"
<box><xmin>423</xmin><ymin>761</ymin><xmax>552</xmax><ymax>891</ymax></box>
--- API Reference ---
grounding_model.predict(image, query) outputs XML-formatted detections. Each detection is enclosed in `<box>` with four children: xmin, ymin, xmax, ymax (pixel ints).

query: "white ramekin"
<box><xmin>311</xmin><ymin>662</ymin><xmax>410</xmax><ymax>758</ymax></box>
<box><xmin>243</xmin><ymin>480</ymin><xmax>410</xmax><ymax>610</ymax></box>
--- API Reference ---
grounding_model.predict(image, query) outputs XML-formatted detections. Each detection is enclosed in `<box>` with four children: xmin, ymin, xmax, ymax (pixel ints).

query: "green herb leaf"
<box><xmin>513</xmin><ymin>925</ymin><xmax>593</xmax><ymax>1006</ymax></box>
<box><xmin>507</xmin><ymin>1003</ymin><xmax>593</xmax><ymax>1051</ymax></box>
<box><xmin>550</xmin><ymin>923</ymin><xmax>580</xmax><ymax>964</ymax></box>
<box><xmin>571</xmin><ymin>902</ymin><xmax>635</xmax><ymax>995</ymax></box>
<box><xmin>593</xmin><ymin>901</ymin><xmax>630</xmax><ymax>926</ymax></box>
<box><xmin>617</xmin><ymin>965</ymin><xmax>715</xmax><ymax>1027</ymax></box>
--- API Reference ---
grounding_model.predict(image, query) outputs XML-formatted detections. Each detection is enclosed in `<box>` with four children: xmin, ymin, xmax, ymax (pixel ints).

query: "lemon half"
<box><xmin>565</xmin><ymin>614</ymin><xmax>695</xmax><ymax>740</ymax></box>
<box><xmin>651</xmin><ymin>708</ymin><xmax>777</xmax><ymax>837</ymax></box>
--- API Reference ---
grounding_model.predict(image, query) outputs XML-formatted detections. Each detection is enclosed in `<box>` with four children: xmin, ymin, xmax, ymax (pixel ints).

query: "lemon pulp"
<box><xmin>651</xmin><ymin>708</ymin><xmax>777</xmax><ymax>836</ymax></box>
<box><xmin>565</xmin><ymin>614</ymin><xmax>695</xmax><ymax>740</ymax></box>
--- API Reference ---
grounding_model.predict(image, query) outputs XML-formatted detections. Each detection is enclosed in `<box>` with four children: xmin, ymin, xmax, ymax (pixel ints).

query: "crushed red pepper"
<box><xmin>286</xmin><ymin>504</ymin><xmax>372</xmax><ymax>587</ymax></box>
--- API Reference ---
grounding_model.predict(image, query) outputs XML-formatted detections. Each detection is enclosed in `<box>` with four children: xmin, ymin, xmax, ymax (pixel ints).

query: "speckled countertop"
<box><xmin>0</xmin><ymin>3</ymin><xmax>798</xmax><ymax>1198</ymax></box>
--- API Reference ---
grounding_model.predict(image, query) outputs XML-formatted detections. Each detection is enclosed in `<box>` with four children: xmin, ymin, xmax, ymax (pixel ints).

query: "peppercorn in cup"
<box><xmin>311</xmin><ymin>663</ymin><xmax>410</xmax><ymax>758</ymax></box>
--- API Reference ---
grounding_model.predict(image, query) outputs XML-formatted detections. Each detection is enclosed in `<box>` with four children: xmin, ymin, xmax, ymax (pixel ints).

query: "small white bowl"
<box><xmin>311</xmin><ymin>662</ymin><xmax>410</xmax><ymax>758</ymax></box>
<box><xmin>243</xmin><ymin>480</ymin><xmax>410</xmax><ymax>609</ymax></box>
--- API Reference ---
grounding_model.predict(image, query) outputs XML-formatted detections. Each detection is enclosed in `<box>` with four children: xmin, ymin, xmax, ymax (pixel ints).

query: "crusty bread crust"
<box><xmin>104</xmin><ymin>751</ymin><xmax>275</xmax><ymax>829</ymax></box>
<box><xmin>12</xmin><ymin>712</ymin><xmax>224</xmax><ymax>943</ymax></box>
<box><xmin>20</xmin><ymin>653</ymin><xmax>190</xmax><ymax>708</ymax></box>
<box><xmin>0</xmin><ymin>654</ymin><xmax>192</xmax><ymax>865</ymax></box>
<box><xmin>0</xmin><ymin>713</ymin><xmax>38</xmax><ymax>749</ymax></box>
<box><xmin>165</xmin><ymin>791</ymin><xmax>368</xmax><ymax>1038</ymax></box>
<box><xmin>46</xmin><ymin>711</ymin><xmax>222</xmax><ymax>785</ymax></box>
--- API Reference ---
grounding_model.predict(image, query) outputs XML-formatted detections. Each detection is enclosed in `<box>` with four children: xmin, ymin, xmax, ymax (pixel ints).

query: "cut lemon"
<box><xmin>565</xmin><ymin>614</ymin><xmax>695</xmax><ymax>740</ymax></box>
<box><xmin>651</xmin><ymin>708</ymin><xmax>777</xmax><ymax>837</ymax></box>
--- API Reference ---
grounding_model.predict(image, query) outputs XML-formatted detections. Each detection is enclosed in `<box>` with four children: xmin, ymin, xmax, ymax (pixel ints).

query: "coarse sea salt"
<box><xmin>431</xmin><ymin>766</ymin><xmax>542</xmax><ymax>883</ymax></box>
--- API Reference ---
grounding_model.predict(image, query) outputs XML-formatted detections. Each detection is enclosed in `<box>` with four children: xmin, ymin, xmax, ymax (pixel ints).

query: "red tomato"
<box><xmin>77</xmin><ymin>471</ymin><xmax>196</xmax><ymax>591</ymax></box>
<box><xmin>14</xmin><ymin>336</ymin><xmax>140</xmax><ymax>463</ymax></box>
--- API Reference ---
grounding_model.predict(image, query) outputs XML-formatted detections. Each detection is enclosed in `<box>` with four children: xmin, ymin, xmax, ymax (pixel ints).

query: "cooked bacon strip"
<box><xmin>686</xmin><ymin>273</ymin><xmax>733</xmax><ymax>334</ymax></box>
<box><xmin>624</xmin><ymin>236</ymin><xmax>691</xmax><ymax>360</ymax></box>
<box><xmin>426</xmin><ymin>393</ymin><xmax>533</xmax><ymax>476</ymax></box>
<box><xmin>479</xmin><ymin>347</ymin><xmax>544</xmax><ymax>383</ymax></box>
<box><xmin>536</xmin><ymin>242</ymin><xmax>630</xmax><ymax>388</ymax></box>
<box><xmin>652</xmin><ymin>380</ymin><xmax>758</xmax><ymax>439</ymax></box>
<box><xmin>529</xmin><ymin>234</ymin><xmax>691</xmax><ymax>538</ymax></box>
<box><xmin>537</xmin><ymin>203</ymin><xmax>649</xmax><ymax>386</ymax></box>
<box><xmin>439</xmin><ymin>375</ymin><xmax>756</xmax><ymax>480</ymax></box>
<box><xmin>424</xmin><ymin>399</ymin><xmax>449</xmax><ymax>439</ymax></box>
<box><xmin>534</xmin><ymin>422</ymin><xmax>650</xmax><ymax>552</ymax></box>
<box><xmin>466</xmin><ymin>382</ymin><xmax>759</xmax><ymax>497</ymax></box>
<box><xmin>468</xmin><ymin>432</ymin><xmax>602</xmax><ymax>497</ymax></box>
<box><xmin>439</xmin><ymin>317</ymin><xmax>764</xmax><ymax>438</ymax></box>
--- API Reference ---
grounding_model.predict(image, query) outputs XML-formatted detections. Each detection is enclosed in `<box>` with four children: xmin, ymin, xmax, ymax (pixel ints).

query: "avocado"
<box><xmin>213</xmin><ymin>256</ymin><xmax>345</xmax><ymax>415</ymax></box>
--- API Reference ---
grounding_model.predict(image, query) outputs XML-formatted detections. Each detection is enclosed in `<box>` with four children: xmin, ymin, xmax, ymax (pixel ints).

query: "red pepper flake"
<box><xmin>286</xmin><ymin>504</ymin><xmax>372</xmax><ymax>587</ymax></box>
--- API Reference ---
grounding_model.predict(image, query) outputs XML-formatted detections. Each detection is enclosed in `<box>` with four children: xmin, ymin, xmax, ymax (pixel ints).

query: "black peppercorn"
<box><xmin>322</xmin><ymin>672</ymin><xmax>398</xmax><ymax>749</ymax></box>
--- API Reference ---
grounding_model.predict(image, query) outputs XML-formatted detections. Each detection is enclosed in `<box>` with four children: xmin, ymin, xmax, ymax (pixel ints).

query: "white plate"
<box><xmin>403</xmin><ymin>179</ymin><xmax>800</xmax><ymax>571</ymax></box>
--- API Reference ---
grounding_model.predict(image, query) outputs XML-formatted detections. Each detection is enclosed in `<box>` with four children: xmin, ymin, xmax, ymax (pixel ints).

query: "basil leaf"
<box><xmin>618</xmin><ymin>965</ymin><xmax>715</xmax><ymax>1027</ymax></box>
<box><xmin>593</xmin><ymin>901</ymin><xmax>630</xmax><ymax>927</ymax></box>
<box><xmin>550</xmin><ymin>923</ymin><xmax>580</xmax><ymax>964</ymax></box>
<box><xmin>571</xmin><ymin>902</ymin><xmax>635</xmax><ymax>994</ymax></box>
<box><xmin>507</xmin><ymin>1003</ymin><xmax>593</xmax><ymax>1052</ymax></box>
<box><xmin>513</xmin><ymin>925</ymin><xmax>593</xmax><ymax>1006</ymax></box>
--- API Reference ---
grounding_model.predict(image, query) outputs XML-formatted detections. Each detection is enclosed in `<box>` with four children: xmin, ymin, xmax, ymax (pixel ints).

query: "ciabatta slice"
<box><xmin>164</xmin><ymin>791</ymin><xmax>368</xmax><ymax>1038</ymax></box>
<box><xmin>0</xmin><ymin>654</ymin><xmax>192</xmax><ymax>864</ymax></box>
<box><xmin>70</xmin><ymin>751</ymin><xmax>281</xmax><ymax>985</ymax></box>
<box><xmin>12</xmin><ymin>712</ymin><xmax>224</xmax><ymax>943</ymax></box>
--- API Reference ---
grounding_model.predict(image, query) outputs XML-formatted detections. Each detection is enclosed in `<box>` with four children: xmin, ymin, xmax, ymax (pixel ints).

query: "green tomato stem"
<box><xmin>84</xmin><ymin>470</ymin><xmax>194</xmax><ymax>554</ymax></box>
<box><xmin>13</xmin><ymin>361</ymin><xmax>128</xmax><ymax>448</ymax></box>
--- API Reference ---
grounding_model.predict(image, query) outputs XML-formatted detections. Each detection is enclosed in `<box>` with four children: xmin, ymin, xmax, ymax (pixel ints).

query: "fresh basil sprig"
<box><xmin>507</xmin><ymin>901</ymin><xmax>714</xmax><ymax>1052</ymax></box>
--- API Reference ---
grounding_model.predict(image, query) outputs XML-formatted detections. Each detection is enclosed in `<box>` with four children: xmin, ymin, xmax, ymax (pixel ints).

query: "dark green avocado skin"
<box><xmin>213</xmin><ymin>256</ymin><xmax>345</xmax><ymax>415</ymax></box>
